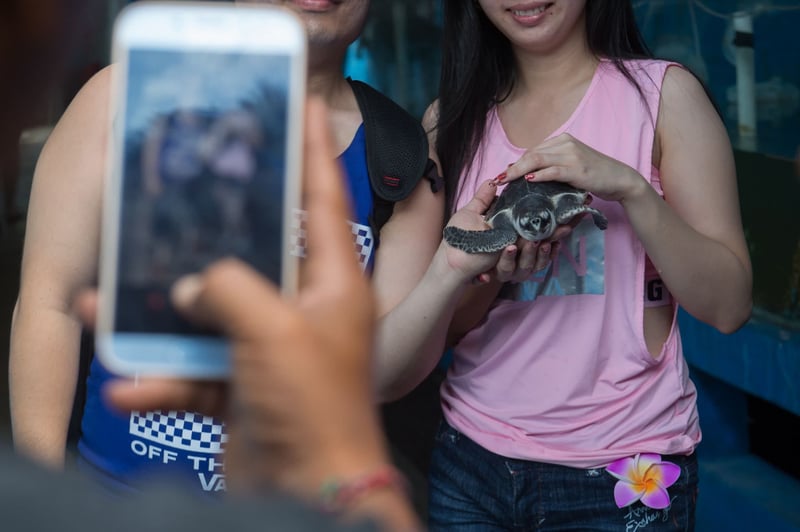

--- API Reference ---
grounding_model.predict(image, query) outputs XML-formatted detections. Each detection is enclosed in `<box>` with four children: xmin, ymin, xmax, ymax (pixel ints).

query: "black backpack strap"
<box><xmin>347</xmin><ymin>78</ymin><xmax>434</xmax><ymax>234</ymax></box>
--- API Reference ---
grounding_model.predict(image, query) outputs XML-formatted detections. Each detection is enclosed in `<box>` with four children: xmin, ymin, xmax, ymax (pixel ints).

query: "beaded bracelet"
<box><xmin>318</xmin><ymin>465</ymin><xmax>408</xmax><ymax>513</ymax></box>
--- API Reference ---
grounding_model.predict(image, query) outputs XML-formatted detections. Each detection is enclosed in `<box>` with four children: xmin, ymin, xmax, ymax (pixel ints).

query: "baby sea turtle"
<box><xmin>443</xmin><ymin>178</ymin><xmax>608</xmax><ymax>253</ymax></box>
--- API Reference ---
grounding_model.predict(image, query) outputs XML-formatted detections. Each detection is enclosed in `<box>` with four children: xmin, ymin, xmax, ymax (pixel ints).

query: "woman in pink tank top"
<box><xmin>424</xmin><ymin>0</ymin><xmax>753</xmax><ymax>530</ymax></box>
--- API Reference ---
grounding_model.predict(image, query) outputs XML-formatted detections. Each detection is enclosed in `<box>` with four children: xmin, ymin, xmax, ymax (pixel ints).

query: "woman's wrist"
<box><xmin>433</xmin><ymin>240</ymin><xmax>485</xmax><ymax>291</ymax></box>
<box><xmin>617</xmin><ymin>169</ymin><xmax>651</xmax><ymax>207</ymax></box>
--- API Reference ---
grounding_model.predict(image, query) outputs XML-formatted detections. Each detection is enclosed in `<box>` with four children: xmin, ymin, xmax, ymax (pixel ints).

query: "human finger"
<box><xmin>515</xmin><ymin>239</ymin><xmax>539</xmax><ymax>271</ymax></box>
<box><xmin>501</xmin><ymin>239</ymin><xmax>540</xmax><ymax>283</ymax></box>
<box><xmin>501</xmin><ymin>133</ymin><xmax>585</xmax><ymax>182</ymax></box>
<box><xmin>459</xmin><ymin>179</ymin><xmax>498</xmax><ymax>215</ymax></box>
<box><xmin>502</xmin><ymin>150</ymin><xmax>570</xmax><ymax>182</ymax></box>
<box><xmin>533</xmin><ymin>241</ymin><xmax>554</xmax><ymax>271</ymax></box>
<box><xmin>494</xmin><ymin>245</ymin><xmax>519</xmax><ymax>282</ymax></box>
<box><xmin>171</xmin><ymin>259</ymin><xmax>289</xmax><ymax>343</ymax></box>
<box><xmin>548</xmin><ymin>217</ymin><xmax>580</xmax><ymax>242</ymax></box>
<box><xmin>302</xmin><ymin>97</ymin><xmax>362</xmax><ymax>284</ymax></box>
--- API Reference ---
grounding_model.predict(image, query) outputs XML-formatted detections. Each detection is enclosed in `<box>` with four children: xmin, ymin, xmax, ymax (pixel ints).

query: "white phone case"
<box><xmin>97</xmin><ymin>2</ymin><xmax>306</xmax><ymax>378</ymax></box>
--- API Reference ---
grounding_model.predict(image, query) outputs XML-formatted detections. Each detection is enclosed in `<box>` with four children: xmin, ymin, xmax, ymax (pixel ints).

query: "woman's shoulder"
<box><xmin>36</xmin><ymin>65</ymin><xmax>116</xmax><ymax>177</ymax></box>
<box><xmin>619</xmin><ymin>57</ymin><xmax>687</xmax><ymax>81</ymax></box>
<box><xmin>76</xmin><ymin>64</ymin><xmax>116</xmax><ymax>98</ymax></box>
<box><xmin>601</xmin><ymin>57</ymin><xmax>698</xmax><ymax>99</ymax></box>
<box><xmin>54</xmin><ymin>64</ymin><xmax>115</xmax><ymax>126</ymax></box>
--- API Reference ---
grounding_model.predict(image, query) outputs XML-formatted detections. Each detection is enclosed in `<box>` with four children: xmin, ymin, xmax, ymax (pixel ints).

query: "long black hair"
<box><xmin>436</xmin><ymin>0</ymin><xmax>652</xmax><ymax>215</ymax></box>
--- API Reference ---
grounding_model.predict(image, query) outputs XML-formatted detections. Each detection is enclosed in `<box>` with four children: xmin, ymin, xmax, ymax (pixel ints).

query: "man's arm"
<box><xmin>9</xmin><ymin>67</ymin><xmax>111</xmax><ymax>467</ymax></box>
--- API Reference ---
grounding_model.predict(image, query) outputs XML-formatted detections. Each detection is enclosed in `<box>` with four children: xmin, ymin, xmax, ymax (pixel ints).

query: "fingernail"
<box><xmin>524</xmin><ymin>173</ymin><xmax>536</xmax><ymax>181</ymax></box>
<box><xmin>494</xmin><ymin>171</ymin><xmax>507</xmax><ymax>183</ymax></box>
<box><xmin>171</xmin><ymin>274</ymin><xmax>203</xmax><ymax>308</ymax></box>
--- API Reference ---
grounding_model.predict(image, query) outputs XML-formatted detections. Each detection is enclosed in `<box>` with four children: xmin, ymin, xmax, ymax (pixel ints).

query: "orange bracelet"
<box><xmin>318</xmin><ymin>465</ymin><xmax>408</xmax><ymax>513</ymax></box>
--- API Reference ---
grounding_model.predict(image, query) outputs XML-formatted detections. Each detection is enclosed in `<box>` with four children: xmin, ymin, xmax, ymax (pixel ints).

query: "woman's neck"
<box><xmin>511</xmin><ymin>39</ymin><xmax>597</xmax><ymax>99</ymax></box>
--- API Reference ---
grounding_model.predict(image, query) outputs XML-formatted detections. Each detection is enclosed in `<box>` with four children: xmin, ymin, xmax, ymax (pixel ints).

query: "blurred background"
<box><xmin>1</xmin><ymin>1</ymin><xmax>798</xmax><ymax>529</ymax></box>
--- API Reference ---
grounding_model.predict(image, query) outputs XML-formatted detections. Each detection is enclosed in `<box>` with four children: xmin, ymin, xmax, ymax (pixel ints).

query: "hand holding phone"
<box><xmin>97</xmin><ymin>2</ymin><xmax>307</xmax><ymax>378</ymax></box>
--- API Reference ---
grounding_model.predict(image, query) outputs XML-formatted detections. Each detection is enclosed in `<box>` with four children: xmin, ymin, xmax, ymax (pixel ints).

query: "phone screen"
<box><xmin>117</xmin><ymin>48</ymin><xmax>292</xmax><ymax>336</ymax></box>
<box><xmin>116</xmin><ymin>48</ymin><xmax>291</xmax><ymax>336</ymax></box>
<box><xmin>97</xmin><ymin>3</ymin><xmax>305</xmax><ymax>377</ymax></box>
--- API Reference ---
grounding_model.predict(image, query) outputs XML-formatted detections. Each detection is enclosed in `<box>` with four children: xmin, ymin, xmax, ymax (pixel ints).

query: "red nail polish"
<box><xmin>524</xmin><ymin>172</ymin><xmax>536</xmax><ymax>181</ymax></box>
<box><xmin>494</xmin><ymin>171</ymin><xmax>507</xmax><ymax>183</ymax></box>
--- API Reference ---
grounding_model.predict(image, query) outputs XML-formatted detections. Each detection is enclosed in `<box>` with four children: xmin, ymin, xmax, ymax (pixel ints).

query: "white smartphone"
<box><xmin>97</xmin><ymin>1</ymin><xmax>307</xmax><ymax>378</ymax></box>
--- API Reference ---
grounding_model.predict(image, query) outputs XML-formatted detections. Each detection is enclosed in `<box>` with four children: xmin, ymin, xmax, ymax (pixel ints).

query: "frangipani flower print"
<box><xmin>605</xmin><ymin>453</ymin><xmax>680</xmax><ymax>509</ymax></box>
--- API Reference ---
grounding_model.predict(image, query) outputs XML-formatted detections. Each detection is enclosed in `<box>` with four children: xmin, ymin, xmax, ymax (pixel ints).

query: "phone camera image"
<box><xmin>117</xmin><ymin>49</ymin><xmax>291</xmax><ymax>337</ymax></box>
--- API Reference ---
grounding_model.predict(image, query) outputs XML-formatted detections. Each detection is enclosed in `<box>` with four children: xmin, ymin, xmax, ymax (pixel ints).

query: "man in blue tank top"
<box><xmin>9</xmin><ymin>0</ymin><xmax>445</xmax><ymax>507</ymax></box>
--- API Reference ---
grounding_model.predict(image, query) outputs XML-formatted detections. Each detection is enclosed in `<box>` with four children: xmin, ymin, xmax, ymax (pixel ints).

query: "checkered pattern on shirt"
<box><xmin>129</xmin><ymin>410</ymin><xmax>227</xmax><ymax>453</ymax></box>
<box><xmin>291</xmin><ymin>208</ymin><xmax>374</xmax><ymax>272</ymax></box>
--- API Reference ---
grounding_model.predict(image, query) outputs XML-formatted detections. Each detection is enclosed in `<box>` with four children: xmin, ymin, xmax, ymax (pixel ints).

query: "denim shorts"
<box><xmin>428</xmin><ymin>421</ymin><xmax>698</xmax><ymax>531</ymax></box>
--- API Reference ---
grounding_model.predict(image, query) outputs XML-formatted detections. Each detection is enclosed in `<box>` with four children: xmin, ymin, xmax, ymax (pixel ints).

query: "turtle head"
<box><xmin>516</xmin><ymin>209</ymin><xmax>555</xmax><ymax>241</ymax></box>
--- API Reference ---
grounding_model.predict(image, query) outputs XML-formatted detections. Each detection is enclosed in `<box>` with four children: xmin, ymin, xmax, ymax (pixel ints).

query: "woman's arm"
<box><xmin>9</xmin><ymin>67</ymin><xmax>112</xmax><ymax>466</ymax></box>
<box><xmin>626</xmin><ymin>66</ymin><xmax>752</xmax><ymax>332</ymax></box>
<box><xmin>371</xmin><ymin>104</ymin><xmax>502</xmax><ymax>400</ymax></box>
<box><xmin>368</xmin><ymin>102</ymin><xmax>453</xmax><ymax>400</ymax></box>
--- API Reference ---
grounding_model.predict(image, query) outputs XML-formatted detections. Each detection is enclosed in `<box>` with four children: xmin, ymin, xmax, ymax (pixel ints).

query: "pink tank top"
<box><xmin>444</xmin><ymin>59</ymin><xmax>701</xmax><ymax>469</ymax></box>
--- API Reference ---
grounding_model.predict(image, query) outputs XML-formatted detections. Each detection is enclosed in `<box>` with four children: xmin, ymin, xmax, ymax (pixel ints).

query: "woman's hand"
<box><xmin>442</xmin><ymin>180</ymin><xmax>575</xmax><ymax>284</ymax></box>
<box><xmin>492</xmin><ymin>230</ymin><xmax>571</xmax><ymax>283</ymax></box>
<box><xmin>501</xmin><ymin>132</ymin><xmax>647</xmax><ymax>203</ymax></box>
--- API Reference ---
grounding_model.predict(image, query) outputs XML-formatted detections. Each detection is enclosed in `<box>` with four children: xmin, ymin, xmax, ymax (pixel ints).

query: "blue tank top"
<box><xmin>78</xmin><ymin>124</ymin><xmax>375</xmax><ymax>494</ymax></box>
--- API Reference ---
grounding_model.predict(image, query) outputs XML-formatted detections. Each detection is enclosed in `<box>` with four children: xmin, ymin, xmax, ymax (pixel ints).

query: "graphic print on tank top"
<box><xmin>498</xmin><ymin>218</ymin><xmax>605</xmax><ymax>302</ymax></box>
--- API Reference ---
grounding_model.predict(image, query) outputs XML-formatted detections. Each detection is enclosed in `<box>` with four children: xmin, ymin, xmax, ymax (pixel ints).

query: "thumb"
<box><xmin>459</xmin><ymin>180</ymin><xmax>498</xmax><ymax>216</ymax></box>
<box><xmin>171</xmin><ymin>259</ymin><xmax>289</xmax><ymax>342</ymax></box>
<box><xmin>302</xmin><ymin>97</ymin><xmax>362</xmax><ymax>284</ymax></box>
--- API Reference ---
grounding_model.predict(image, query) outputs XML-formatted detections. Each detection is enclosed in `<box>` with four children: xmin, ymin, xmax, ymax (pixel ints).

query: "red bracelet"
<box><xmin>318</xmin><ymin>465</ymin><xmax>408</xmax><ymax>513</ymax></box>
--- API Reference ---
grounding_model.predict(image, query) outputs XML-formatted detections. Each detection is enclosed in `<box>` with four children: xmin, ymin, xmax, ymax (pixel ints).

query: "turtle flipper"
<box><xmin>588</xmin><ymin>208</ymin><xmax>608</xmax><ymax>230</ymax></box>
<box><xmin>555</xmin><ymin>205</ymin><xmax>608</xmax><ymax>231</ymax></box>
<box><xmin>443</xmin><ymin>227</ymin><xmax>518</xmax><ymax>254</ymax></box>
